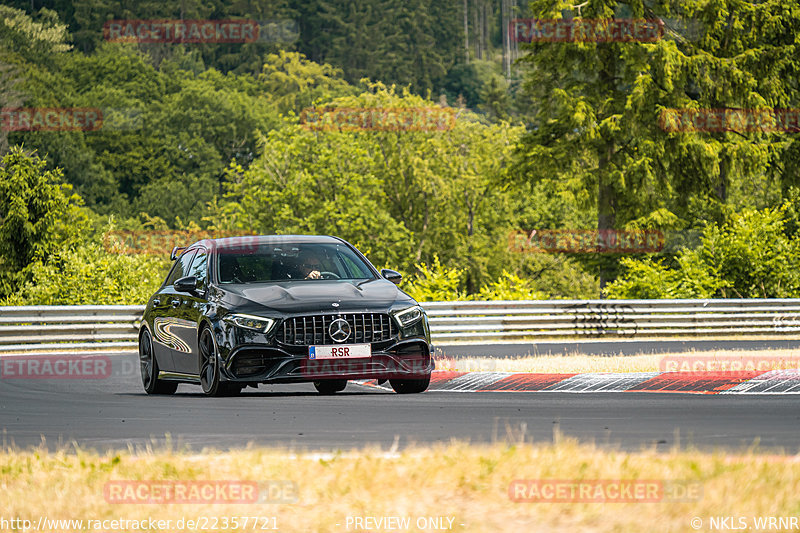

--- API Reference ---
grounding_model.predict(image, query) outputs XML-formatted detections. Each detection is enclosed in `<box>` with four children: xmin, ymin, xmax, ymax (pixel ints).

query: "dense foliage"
<box><xmin>0</xmin><ymin>147</ymin><xmax>87</xmax><ymax>296</ymax></box>
<box><xmin>1</xmin><ymin>1</ymin><xmax>800</xmax><ymax>304</ymax></box>
<box><xmin>605</xmin><ymin>202</ymin><xmax>800</xmax><ymax>299</ymax></box>
<box><xmin>4</xmin><ymin>243</ymin><xmax>169</xmax><ymax>305</ymax></box>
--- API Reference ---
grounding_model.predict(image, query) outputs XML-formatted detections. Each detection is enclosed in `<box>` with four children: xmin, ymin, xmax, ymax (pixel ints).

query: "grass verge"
<box><xmin>2</xmin><ymin>438</ymin><xmax>800</xmax><ymax>532</ymax></box>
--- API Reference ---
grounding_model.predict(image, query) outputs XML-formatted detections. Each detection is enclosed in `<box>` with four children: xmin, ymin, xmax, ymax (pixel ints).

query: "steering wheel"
<box><xmin>319</xmin><ymin>271</ymin><xmax>341</xmax><ymax>280</ymax></box>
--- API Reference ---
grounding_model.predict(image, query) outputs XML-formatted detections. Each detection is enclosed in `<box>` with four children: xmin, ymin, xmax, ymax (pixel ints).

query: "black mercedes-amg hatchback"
<box><xmin>139</xmin><ymin>235</ymin><xmax>433</xmax><ymax>396</ymax></box>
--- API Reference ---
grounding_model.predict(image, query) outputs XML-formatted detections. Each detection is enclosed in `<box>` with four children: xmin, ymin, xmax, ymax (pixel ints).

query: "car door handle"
<box><xmin>171</xmin><ymin>298</ymin><xmax>181</xmax><ymax>307</ymax></box>
<box><xmin>152</xmin><ymin>298</ymin><xmax>161</xmax><ymax>306</ymax></box>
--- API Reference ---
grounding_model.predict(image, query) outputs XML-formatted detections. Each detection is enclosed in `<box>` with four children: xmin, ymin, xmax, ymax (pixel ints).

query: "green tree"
<box><xmin>478</xmin><ymin>75</ymin><xmax>511</xmax><ymax>122</ymax></box>
<box><xmin>514</xmin><ymin>0</ymin><xmax>800</xmax><ymax>286</ymax></box>
<box><xmin>0</xmin><ymin>6</ymin><xmax>73</xmax><ymax>154</ymax></box>
<box><xmin>3</xmin><ymin>243</ymin><xmax>170</xmax><ymax>305</ymax></box>
<box><xmin>220</xmin><ymin>86</ymin><xmax>526</xmax><ymax>292</ymax></box>
<box><xmin>401</xmin><ymin>256</ymin><xmax>465</xmax><ymax>302</ymax></box>
<box><xmin>444</xmin><ymin>59</ymin><xmax>498</xmax><ymax>108</ymax></box>
<box><xmin>473</xmin><ymin>270</ymin><xmax>548</xmax><ymax>300</ymax></box>
<box><xmin>0</xmin><ymin>6</ymin><xmax>71</xmax><ymax>66</ymax></box>
<box><xmin>12</xmin><ymin>41</ymin><xmax>284</xmax><ymax>222</ymax></box>
<box><xmin>292</xmin><ymin>0</ymin><xmax>459</xmax><ymax>95</ymax></box>
<box><xmin>326</xmin><ymin>86</ymin><xmax>524</xmax><ymax>291</ymax></box>
<box><xmin>606</xmin><ymin>204</ymin><xmax>800</xmax><ymax>298</ymax></box>
<box><xmin>0</xmin><ymin>147</ymin><xmax>87</xmax><ymax>297</ymax></box>
<box><xmin>258</xmin><ymin>50</ymin><xmax>354</xmax><ymax>115</ymax></box>
<box><xmin>220</xmin><ymin>122</ymin><xmax>415</xmax><ymax>269</ymax></box>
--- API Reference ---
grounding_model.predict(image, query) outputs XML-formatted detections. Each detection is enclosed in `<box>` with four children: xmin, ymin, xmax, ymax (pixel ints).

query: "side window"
<box><xmin>187</xmin><ymin>251</ymin><xmax>208</xmax><ymax>289</ymax></box>
<box><xmin>338</xmin><ymin>250</ymin><xmax>371</xmax><ymax>278</ymax></box>
<box><xmin>164</xmin><ymin>250</ymin><xmax>196</xmax><ymax>287</ymax></box>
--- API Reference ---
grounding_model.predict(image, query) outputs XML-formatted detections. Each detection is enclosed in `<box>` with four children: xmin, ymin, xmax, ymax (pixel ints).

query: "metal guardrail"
<box><xmin>423</xmin><ymin>299</ymin><xmax>800</xmax><ymax>342</ymax></box>
<box><xmin>1</xmin><ymin>299</ymin><xmax>800</xmax><ymax>353</ymax></box>
<box><xmin>0</xmin><ymin>305</ymin><xmax>143</xmax><ymax>353</ymax></box>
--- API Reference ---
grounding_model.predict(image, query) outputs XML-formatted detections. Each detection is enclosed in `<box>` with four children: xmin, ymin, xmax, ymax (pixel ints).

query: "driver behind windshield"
<box><xmin>298</xmin><ymin>249</ymin><xmax>323</xmax><ymax>279</ymax></box>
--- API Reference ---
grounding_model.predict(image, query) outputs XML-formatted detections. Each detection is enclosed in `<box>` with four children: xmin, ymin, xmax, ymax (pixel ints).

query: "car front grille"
<box><xmin>279</xmin><ymin>313</ymin><xmax>396</xmax><ymax>346</ymax></box>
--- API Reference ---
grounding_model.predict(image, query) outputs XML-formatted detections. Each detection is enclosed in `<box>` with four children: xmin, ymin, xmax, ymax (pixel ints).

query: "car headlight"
<box><xmin>392</xmin><ymin>305</ymin><xmax>424</xmax><ymax>328</ymax></box>
<box><xmin>224</xmin><ymin>314</ymin><xmax>276</xmax><ymax>333</ymax></box>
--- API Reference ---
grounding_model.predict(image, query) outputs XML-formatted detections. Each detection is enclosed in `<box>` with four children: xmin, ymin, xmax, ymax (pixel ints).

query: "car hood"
<box><xmin>219</xmin><ymin>278</ymin><xmax>414</xmax><ymax>314</ymax></box>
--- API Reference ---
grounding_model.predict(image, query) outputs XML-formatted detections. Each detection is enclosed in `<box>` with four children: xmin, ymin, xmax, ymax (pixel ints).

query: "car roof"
<box><xmin>186</xmin><ymin>234</ymin><xmax>345</xmax><ymax>252</ymax></box>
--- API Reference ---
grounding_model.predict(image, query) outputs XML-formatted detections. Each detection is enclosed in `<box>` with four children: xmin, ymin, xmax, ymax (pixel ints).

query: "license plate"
<box><xmin>308</xmin><ymin>344</ymin><xmax>371</xmax><ymax>360</ymax></box>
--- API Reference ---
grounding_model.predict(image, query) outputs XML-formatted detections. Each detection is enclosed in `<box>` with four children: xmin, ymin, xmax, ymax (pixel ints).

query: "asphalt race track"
<box><xmin>2</xmin><ymin>353</ymin><xmax>800</xmax><ymax>453</ymax></box>
<box><xmin>436</xmin><ymin>338</ymin><xmax>800</xmax><ymax>357</ymax></box>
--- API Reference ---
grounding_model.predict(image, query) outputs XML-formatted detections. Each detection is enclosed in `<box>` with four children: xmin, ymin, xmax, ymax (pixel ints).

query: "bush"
<box><xmin>472</xmin><ymin>270</ymin><xmax>547</xmax><ymax>300</ymax></box>
<box><xmin>0</xmin><ymin>147</ymin><xmax>87</xmax><ymax>298</ymax></box>
<box><xmin>403</xmin><ymin>260</ymin><xmax>550</xmax><ymax>302</ymax></box>
<box><xmin>605</xmin><ymin>205</ymin><xmax>800</xmax><ymax>299</ymax></box>
<box><xmin>3</xmin><ymin>243</ymin><xmax>170</xmax><ymax>305</ymax></box>
<box><xmin>401</xmin><ymin>256</ymin><xmax>464</xmax><ymax>302</ymax></box>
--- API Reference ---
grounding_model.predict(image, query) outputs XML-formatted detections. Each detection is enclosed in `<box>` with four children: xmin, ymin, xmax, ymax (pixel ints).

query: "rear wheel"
<box><xmin>313</xmin><ymin>379</ymin><xmax>347</xmax><ymax>395</ymax></box>
<box><xmin>390</xmin><ymin>375</ymin><xmax>431</xmax><ymax>394</ymax></box>
<box><xmin>199</xmin><ymin>327</ymin><xmax>241</xmax><ymax>397</ymax></box>
<box><xmin>139</xmin><ymin>330</ymin><xmax>178</xmax><ymax>395</ymax></box>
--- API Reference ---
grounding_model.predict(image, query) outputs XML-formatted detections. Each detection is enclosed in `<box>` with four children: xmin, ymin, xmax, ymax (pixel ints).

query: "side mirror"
<box><xmin>174</xmin><ymin>276</ymin><xmax>198</xmax><ymax>293</ymax></box>
<box><xmin>381</xmin><ymin>269</ymin><xmax>402</xmax><ymax>285</ymax></box>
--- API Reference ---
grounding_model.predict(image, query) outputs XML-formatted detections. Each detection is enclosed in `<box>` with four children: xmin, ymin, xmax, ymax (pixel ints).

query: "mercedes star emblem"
<box><xmin>328</xmin><ymin>318</ymin><xmax>351</xmax><ymax>343</ymax></box>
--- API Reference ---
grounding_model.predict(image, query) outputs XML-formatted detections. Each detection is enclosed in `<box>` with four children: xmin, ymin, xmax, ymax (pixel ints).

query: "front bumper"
<box><xmin>222</xmin><ymin>338</ymin><xmax>433</xmax><ymax>383</ymax></box>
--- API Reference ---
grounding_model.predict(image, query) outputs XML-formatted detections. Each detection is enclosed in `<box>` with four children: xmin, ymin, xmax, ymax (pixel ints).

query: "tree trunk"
<box><xmin>483</xmin><ymin>0</ymin><xmax>490</xmax><ymax>60</ymax></box>
<box><xmin>474</xmin><ymin>0</ymin><xmax>481</xmax><ymax>60</ymax></box>
<box><xmin>463</xmin><ymin>0</ymin><xmax>470</xmax><ymax>63</ymax></box>
<box><xmin>502</xmin><ymin>0</ymin><xmax>511</xmax><ymax>79</ymax></box>
<box><xmin>597</xmin><ymin>149</ymin><xmax>617</xmax><ymax>233</ymax></box>
<box><xmin>596</xmin><ymin>44</ymin><xmax>617</xmax><ymax>291</ymax></box>
<box><xmin>597</xmin><ymin>147</ymin><xmax>617</xmax><ymax>292</ymax></box>
<box><xmin>716</xmin><ymin>151</ymin><xmax>728</xmax><ymax>204</ymax></box>
<box><xmin>466</xmin><ymin>194</ymin><xmax>475</xmax><ymax>294</ymax></box>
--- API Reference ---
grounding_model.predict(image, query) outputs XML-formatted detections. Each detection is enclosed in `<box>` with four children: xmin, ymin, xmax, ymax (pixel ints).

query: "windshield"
<box><xmin>216</xmin><ymin>242</ymin><xmax>375</xmax><ymax>284</ymax></box>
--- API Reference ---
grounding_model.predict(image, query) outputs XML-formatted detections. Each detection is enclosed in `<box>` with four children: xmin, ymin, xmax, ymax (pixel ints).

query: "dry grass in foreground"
<box><xmin>434</xmin><ymin>348</ymin><xmax>800</xmax><ymax>374</ymax></box>
<box><xmin>3</xmin><ymin>438</ymin><xmax>800</xmax><ymax>533</ymax></box>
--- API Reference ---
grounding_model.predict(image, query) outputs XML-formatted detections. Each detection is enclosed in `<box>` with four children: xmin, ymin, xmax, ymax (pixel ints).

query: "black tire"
<box><xmin>199</xmin><ymin>327</ymin><xmax>241</xmax><ymax>397</ymax></box>
<box><xmin>313</xmin><ymin>379</ymin><xmax>347</xmax><ymax>395</ymax></box>
<box><xmin>139</xmin><ymin>330</ymin><xmax>178</xmax><ymax>395</ymax></box>
<box><xmin>389</xmin><ymin>375</ymin><xmax>431</xmax><ymax>394</ymax></box>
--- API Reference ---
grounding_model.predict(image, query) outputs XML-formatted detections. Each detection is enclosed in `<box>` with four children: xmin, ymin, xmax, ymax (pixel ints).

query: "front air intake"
<box><xmin>279</xmin><ymin>313</ymin><xmax>396</xmax><ymax>346</ymax></box>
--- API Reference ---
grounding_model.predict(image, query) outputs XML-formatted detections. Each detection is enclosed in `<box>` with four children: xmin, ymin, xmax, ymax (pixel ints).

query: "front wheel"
<box><xmin>313</xmin><ymin>379</ymin><xmax>347</xmax><ymax>395</ymax></box>
<box><xmin>139</xmin><ymin>330</ymin><xmax>178</xmax><ymax>395</ymax></box>
<box><xmin>199</xmin><ymin>327</ymin><xmax>241</xmax><ymax>397</ymax></box>
<box><xmin>390</xmin><ymin>375</ymin><xmax>431</xmax><ymax>394</ymax></box>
